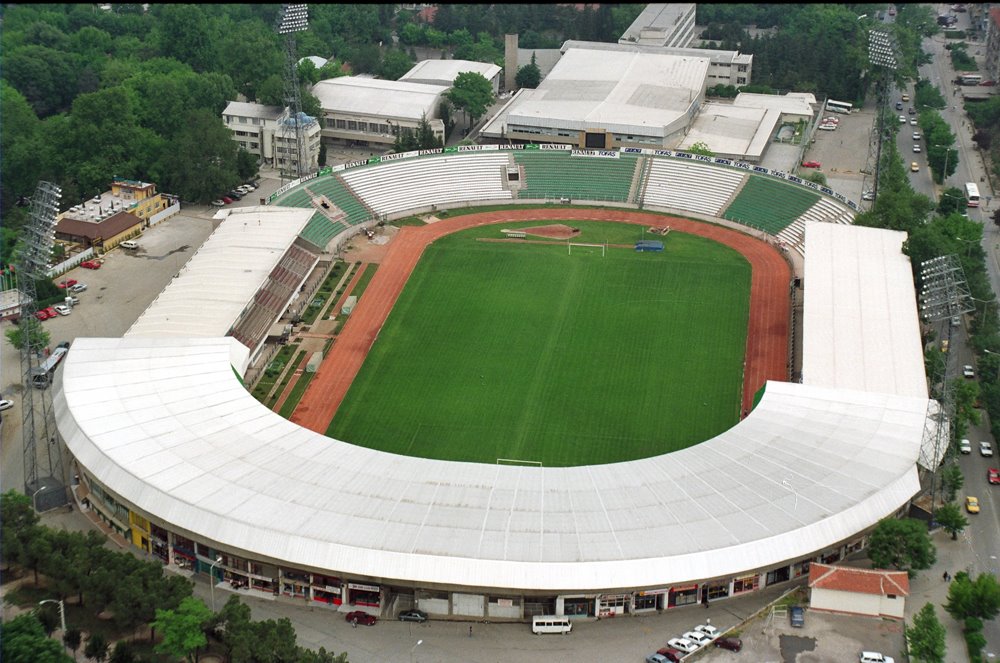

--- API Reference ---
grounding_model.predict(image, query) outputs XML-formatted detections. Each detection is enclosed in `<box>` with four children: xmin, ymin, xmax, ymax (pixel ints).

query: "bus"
<box><xmin>826</xmin><ymin>99</ymin><xmax>853</xmax><ymax>114</ymax></box>
<box><xmin>958</xmin><ymin>74</ymin><xmax>982</xmax><ymax>85</ymax></box>
<box><xmin>531</xmin><ymin>615</ymin><xmax>572</xmax><ymax>635</ymax></box>
<box><xmin>965</xmin><ymin>182</ymin><xmax>980</xmax><ymax>207</ymax></box>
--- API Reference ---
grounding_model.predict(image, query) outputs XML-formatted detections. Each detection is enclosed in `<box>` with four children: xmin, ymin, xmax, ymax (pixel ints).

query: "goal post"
<box><xmin>567</xmin><ymin>241</ymin><xmax>606</xmax><ymax>257</ymax></box>
<box><xmin>496</xmin><ymin>458</ymin><xmax>543</xmax><ymax>467</ymax></box>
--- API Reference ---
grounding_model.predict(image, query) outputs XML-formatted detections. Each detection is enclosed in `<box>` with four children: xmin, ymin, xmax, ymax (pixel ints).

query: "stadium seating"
<box><xmin>777</xmin><ymin>197</ymin><xmax>854</xmax><ymax>253</ymax></box>
<box><xmin>641</xmin><ymin>159</ymin><xmax>746</xmax><ymax>216</ymax></box>
<box><xmin>722</xmin><ymin>176</ymin><xmax>819</xmax><ymax>235</ymax></box>
<box><xmin>515</xmin><ymin>151</ymin><xmax>639</xmax><ymax>202</ymax></box>
<box><xmin>340</xmin><ymin>153</ymin><xmax>512</xmax><ymax>216</ymax></box>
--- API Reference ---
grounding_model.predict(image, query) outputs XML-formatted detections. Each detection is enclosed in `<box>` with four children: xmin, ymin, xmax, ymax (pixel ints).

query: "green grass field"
<box><xmin>327</xmin><ymin>220</ymin><xmax>751</xmax><ymax>466</ymax></box>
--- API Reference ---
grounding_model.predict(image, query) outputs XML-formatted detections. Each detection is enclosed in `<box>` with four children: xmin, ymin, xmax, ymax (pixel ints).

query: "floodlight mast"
<box><xmin>18</xmin><ymin>181</ymin><xmax>69</xmax><ymax>511</ymax></box>
<box><xmin>863</xmin><ymin>30</ymin><xmax>898</xmax><ymax>206</ymax></box>
<box><xmin>277</xmin><ymin>4</ymin><xmax>310</xmax><ymax>181</ymax></box>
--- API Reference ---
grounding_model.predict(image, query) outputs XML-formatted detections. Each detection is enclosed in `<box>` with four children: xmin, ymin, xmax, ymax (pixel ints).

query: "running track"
<box><xmin>291</xmin><ymin>209</ymin><xmax>790</xmax><ymax>433</ymax></box>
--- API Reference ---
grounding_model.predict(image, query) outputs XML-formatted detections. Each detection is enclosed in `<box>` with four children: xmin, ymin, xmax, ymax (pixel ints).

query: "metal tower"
<box><xmin>917</xmin><ymin>254</ymin><xmax>975</xmax><ymax>525</ymax></box>
<box><xmin>277</xmin><ymin>4</ymin><xmax>310</xmax><ymax>181</ymax></box>
<box><xmin>17</xmin><ymin>181</ymin><xmax>69</xmax><ymax>512</ymax></box>
<box><xmin>862</xmin><ymin>30</ymin><xmax>898</xmax><ymax>205</ymax></box>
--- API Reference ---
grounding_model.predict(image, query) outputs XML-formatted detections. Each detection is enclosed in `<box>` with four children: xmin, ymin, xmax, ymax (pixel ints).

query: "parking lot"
<box><xmin>800</xmin><ymin>107</ymin><xmax>878</xmax><ymax>203</ymax></box>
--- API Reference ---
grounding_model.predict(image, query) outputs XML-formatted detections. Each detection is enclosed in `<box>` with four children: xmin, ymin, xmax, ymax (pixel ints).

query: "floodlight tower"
<box><xmin>863</xmin><ymin>30</ymin><xmax>898</xmax><ymax>205</ymax></box>
<box><xmin>17</xmin><ymin>181</ymin><xmax>69</xmax><ymax>512</ymax></box>
<box><xmin>917</xmin><ymin>254</ymin><xmax>975</xmax><ymax>526</ymax></box>
<box><xmin>277</xmin><ymin>4</ymin><xmax>309</xmax><ymax>181</ymax></box>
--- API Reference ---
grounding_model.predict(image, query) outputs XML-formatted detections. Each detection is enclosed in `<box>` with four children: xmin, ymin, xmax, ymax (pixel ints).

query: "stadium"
<box><xmin>55</xmin><ymin>146</ymin><xmax>932</xmax><ymax>620</ymax></box>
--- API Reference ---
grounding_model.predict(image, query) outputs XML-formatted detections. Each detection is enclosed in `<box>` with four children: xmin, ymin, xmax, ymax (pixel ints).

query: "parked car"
<box><xmin>80</xmin><ymin>260</ymin><xmax>101</xmax><ymax>269</ymax></box>
<box><xmin>694</xmin><ymin>623</ymin><xmax>720</xmax><ymax>639</ymax></box>
<box><xmin>682</xmin><ymin>630</ymin><xmax>712</xmax><ymax>647</ymax></box>
<box><xmin>908</xmin><ymin>107</ymin><xmax>916</xmax><ymax>115</ymax></box>
<box><xmin>398</xmin><ymin>609</ymin><xmax>428</xmax><ymax>623</ymax></box>
<box><xmin>211</xmin><ymin>199</ymin><xmax>226</xmax><ymax>207</ymax></box>
<box><xmin>862</xmin><ymin>190</ymin><xmax>875</xmax><ymax>201</ymax></box>
<box><xmin>818</xmin><ymin>123</ymin><xmax>838</xmax><ymax>131</ymax></box>
<box><xmin>57</xmin><ymin>341</ymin><xmax>71</xmax><ymax>350</ymax></box>
<box><xmin>64</xmin><ymin>295</ymin><xmax>80</xmax><ymax>306</ymax></box>
<box><xmin>790</xmin><ymin>605</ymin><xmax>805</xmax><ymax>627</ymax></box>
<box><xmin>894</xmin><ymin>101</ymin><xmax>903</xmax><ymax>110</ymax></box>
<box><xmin>0</xmin><ymin>398</ymin><xmax>13</xmax><ymax>412</ymax></box>
<box><xmin>70</xmin><ymin>283</ymin><xmax>87</xmax><ymax>293</ymax></box>
<box><xmin>53</xmin><ymin>304</ymin><xmax>72</xmax><ymax>316</ymax></box>
<box><xmin>714</xmin><ymin>637</ymin><xmax>743</xmax><ymax>652</ymax></box>
<box><xmin>966</xmin><ymin>496</ymin><xmax>980</xmax><ymax>513</ymax></box>
<box><xmin>912</xmin><ymin>132</ymin><xmax>921</xmax><ymax>141</ymax></box>
<box><xmin>980</xmin><ymin>441</ymin><xmax>994</xmax><ymax>457</ymax></box>
<box><xmin>913</xmin><ymin>145</ymin><xmax>921</xmax><ymax>153</ymax></box>
<box><xmin>960</xmin><ymin>439</ymin><xmax>972</xmax><ymax>454</ymax></box>
<box><xmin>860</xmin><ymin>653</ymin><xmax>895</xmax><ymax>663</ymax></box>
<box><xmin>667</xmin><ymin>638</ymin><xmax>698</xmax><ymax>654</ymax></box>
<box><xmin>801</xmin><ymin>160</ymin><xmax>821</xmax><ymax>168</ymax></box>
<box><xmin>120</xmin><ymin>240</ymin><xmax>139</xmax><ymax>250</ymax></box>
<box><xmin>963</xmin><ymin>365</ymin><xmax>975</xmax><ymax>378</ymax></box>
<box><xmin>910</xmin><ymin>118</ymin><xmax>917</xmax><ymax>125</ymax></box>
<box><xmin>345</xmin><ymin>611</ymin><xmax>377</xmax><ymax>626</ymax></box>
<box><xmin>227</xmin><ymin>190</ymin><xmax>244</xmax><ymax>200</ymax></box>
<box><xmin>986</xmin><ymin>468</ymin><xmax>999</xmax><ymax>485</ymax></box>
<box><xmin>899</xmin><ymin>115</ymin><xmax>906</xmax><ymax>123</ymax></box>
<box><xmin>35</xmin><ymin>309</ymin><xmax>52</xmax><ymax>321</ymax></box>
<box><xmin>980</xmin><ymin>80</ymin><xmax>996</xmax><ymax>86</ymax></box>
<box><xmin>655</xmin><ymin>647</ymin><xmax>684</xmax><ymax>662</ymax></box>
<box><xmin>57</xmin><ymin>279</ymin><xmax>78</xmax><ymax>289</ymax></box>
<box><xmin>221</xmin><ymin>196</ymin><xmax>234</xmax><ymax>204</ymax></box>
<box><xmin>822</xmin><ymin>116</ymin><xmax>839</xmax><ymax>124</ymax></box>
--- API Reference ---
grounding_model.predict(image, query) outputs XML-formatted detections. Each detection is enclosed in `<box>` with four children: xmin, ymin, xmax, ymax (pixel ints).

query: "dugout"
<box><xmin>634</xmin><ymin>240</ymin><xmax>664</xmax><ymax>252</ymax></box>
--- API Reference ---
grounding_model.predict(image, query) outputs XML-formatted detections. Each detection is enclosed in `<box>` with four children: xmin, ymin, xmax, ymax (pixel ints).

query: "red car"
<box><xmin>345</xmin><ymin>611</ymin><xmax>377</xmax><ymax>626</ymax></box>
<box><xmin>57</xmin><ymin>279</ymin><xmax>78</xmax><ymax>289</ymax></box>
<box><xmin>656</xmin><ymin>647</ymin><xmax>684</xmax><ymax>662</ymax></box>
<box><xmin>980</xmin><ymin>81</ymin><xmax>996</xmax><ymax>87</ymax></box>
<box><xmin>221</xmin><ymin>196</ymin><xmax>234</xmax><ymax>204</ymax></box>
<box><xmin>801</xmin><ymin>160</ymin><xmax>822</xmax><ymax>168</ymax></box>
<box><xmin>714</xmin><ymin>637</ymin><xmax>743</xmax><ymax>652</ymax></box>
<box><xmin>80</xmin><ymin>260</ymin><xmax>101</xmax><ymax>270</ymax></box>
<box><xmin>989</xmin><ymin>468</ymin><xmax>1000</xmax><ymax>485</ymax></box>
<box><xmin>35</xmin><ymin>308</ymin><xmax>52</xmax><ymax>320</ymax></box>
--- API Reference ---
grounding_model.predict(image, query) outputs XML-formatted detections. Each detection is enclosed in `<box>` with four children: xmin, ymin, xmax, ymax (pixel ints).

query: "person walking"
<box><xmin>469</xmin><ymin>625</ymin><xmax>473</xmax><ymax>637</ymax></box>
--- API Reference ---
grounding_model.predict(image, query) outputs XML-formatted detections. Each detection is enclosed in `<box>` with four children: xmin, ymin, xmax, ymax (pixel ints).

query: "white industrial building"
<box><xmin>399</xmin><ymin>59</ymin><xmax>503</xmax><ymax>95</ymax></box>
<box><xmin>620</xmin><ymin>3</ymin><xmax>697</xmax><ymax>48</ymax></box>
<box><xmin>54</xmin><ymin>151</ymin><xmax>931</xmax><ymax>622</ymax></box>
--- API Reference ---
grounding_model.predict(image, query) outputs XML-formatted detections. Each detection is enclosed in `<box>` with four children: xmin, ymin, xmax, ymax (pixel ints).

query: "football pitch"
<box><xmin>327</xmin><ymin>220</ymin><xmax>751</xmax><ymax>466</ymax></box>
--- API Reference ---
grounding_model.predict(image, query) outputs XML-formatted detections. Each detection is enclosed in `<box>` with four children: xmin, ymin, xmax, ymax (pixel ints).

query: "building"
<box><xmin>399</xmin><ymin>59</ymin><xmax>503</xmax><ymax>95</ymax></box>
<box><xmin>984</xmin><ymin>7</ymin><xmax>1000</xmax><ymax>84</ymax></box>
<box><xmin>807</xmin><ymin>564</ymin><xmax>909</xmax><ymax>620</ymax></box>
<box><xmin>54</xmin><ymin>153</ymin><xmax>930</xmax><ymax>624</ymax></box>
<box><xmin>222</xmin><ymin>101</ymin><xmax>322</xmax><ymax>174</ymax></box>
<box><xmin>619</xmin><ymin>3</ymin><xmax>697</xmax><ymax>48</ymax></box>
<box><xmin>108</xmin><ymin>179</ymin><xmax>172</xmax><ymax>223</ymax></box>
<box><xmin>311</xmin><ymin>76</ymin><xmax>447</xmax><ymax>148</ymax></box>
<box><xmin>481</xmin><ymin>46</ymin><xmax>710</xmax><ymax>149</ymax></box>
<box><xmin>55</xmin><ymin>183</ymin><xmax>158</xmax><ymax>252</ymax></box>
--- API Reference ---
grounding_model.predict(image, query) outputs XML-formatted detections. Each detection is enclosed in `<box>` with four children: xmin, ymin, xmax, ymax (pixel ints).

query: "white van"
<box><xmin>120</xmin><ymin>240</ymin><xmax>139</xmax><ymax>250</ymax></box>
<box><xmin>531</xmin><ymin>615</ymin><xmax>572</xmax><ymax>635</ymax></box>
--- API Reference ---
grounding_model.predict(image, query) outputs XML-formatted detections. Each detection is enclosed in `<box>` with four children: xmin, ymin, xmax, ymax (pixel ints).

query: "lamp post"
<box><xmin>781</xmin><ymin>478</ymin><xmax>798</xmax><ymax>512</ymax></box>
<box><xmin>209</xmin><ymin>556</ymin><xmax>223</xmax><ymax>611</ymax></box>
<box><xmin>410</xmin><ymin>639</ymin><xmax>423</xmax><ymax>663</ymax></box>
<box><xmin>38</xmin><ymin>599</ymin><xmax>66</xmax><ymax>635</ymax></box>
<box><xmin>983</xmin><ymin>348</ymin><xmax>1000</xmax><ymax>382</ymax></box>
<box><xmin>933</xmin><ymin>143</ymin><xmax>952</xmax><ymax>186</ymax></box>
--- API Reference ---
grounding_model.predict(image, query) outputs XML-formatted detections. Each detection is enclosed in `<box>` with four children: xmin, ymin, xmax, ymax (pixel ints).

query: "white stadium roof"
<box><xmin>125</xmin><ymin>207</ymin><xmax>312</xmax><ymax>342</ymax></box>
<box><xmin>311</xmin><ymin>76</ymin><xmax>449</xmax><ymax>122</ymax></box>
<box><xmin>505</xmin><ymin>47</ymin><xmax>710</xmax><ymax>138</ymax></box>
<box><xmin>803</xmin><ymin>222</ymin><xmax>928</xmax><ymax>399</ymax></box>
<box><xmin>57</xmin><ymin>208</ymin><xmax>930</xmax><ymax>591</ymax></box>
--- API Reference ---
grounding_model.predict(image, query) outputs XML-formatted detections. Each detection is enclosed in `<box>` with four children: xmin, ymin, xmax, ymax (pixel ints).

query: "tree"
<box><xmin>5</xmin><ymin>316</ymin><xmax>51</xmax><ymax>352</ymax></box>
<box><xmin>63</xmin><ymin>628</ymin><xmax>82</xmax><ymax>661</ymax></box>
<box><xmin>686</xmin><ymin>142</ymin><xmax>715</xmax><ymax>157</ymax></box>
<box><xmin>907</xmin><ymin>602</ymin><xmax>946</xmax><ymax>663</ymax></box>
<box><xmin>937</xmin><ymin>187</ymin><xmax>966</xmax><ymax>215</ymax></box>
<box><xmin>36</xmin><ymin>601</ymin><xmax>62</xmax><ymax>636</ymax></box>
<box><xmin>159</xmin><ymin>109</ymin><xmax>239</xmax><ymax>203</ymax></box>
<box><xmin>1</xmin><ymin>490</ymin><xmax>40</xmax><ymax>572</ymax></box>
<box><xmin>0</xmin><ymin>614</ymin><xmax>73</xmax><ymax>663</ymax></box>
<box><xmin>866</xmin><ymin>517</ymin><xmax>936</xmax><ymax>575</ymax></box>
<box><xmin>108</xmin><ymin>641</ymin><xmax>136</xmax><ymax>663</ymax></box>
<box><xmin>945</xmin><ymin>571</ymin><xmax>1000</xmax><ymax>621</ymax></box>
<box><xmin>377</xmin><ymin>49</ymin><xmax>414</xmax><ymax>81</ymax></box>
<box><xmin>939</xmin><ymin>463</ymin><xmax>964</xmax><ymax>504</ymax></box>
<box><xmin>515</xmin><ymin>53</ymin><xmax>541</xmax><ymax>89</ymax></box>
<box><xmin>153</xmin><ymin>596</ymin><xmax>212</xmax><ymax>663</ymax></box>
<box><xmin>445</xmin><ymin>71</ymin><xmax>494</xmax><ymax>128</ymax></box>
<box><xmin>83</xmin><ymin>633</ymin><xmax>109</xmax><ymax>663</ymax></box>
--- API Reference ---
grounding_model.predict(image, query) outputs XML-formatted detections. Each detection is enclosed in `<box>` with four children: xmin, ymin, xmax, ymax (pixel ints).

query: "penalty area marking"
<box><xmin>496</xmin><ymin>458</ymin><xmax>543</xmax><ymax>467</ymax></box>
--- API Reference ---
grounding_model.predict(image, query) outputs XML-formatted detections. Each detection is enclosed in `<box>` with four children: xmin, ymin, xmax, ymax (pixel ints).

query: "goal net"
<box><xmin>567</xmin><ymin>241</ymin><xmax>606</xmax><ymax>257</ymax></box>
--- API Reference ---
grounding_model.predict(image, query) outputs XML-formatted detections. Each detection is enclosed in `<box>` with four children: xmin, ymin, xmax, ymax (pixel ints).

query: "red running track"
<box><xmin>291</xmin><ymin>209</ymin><xmax>790</xmax><ymax>433</ymax></box>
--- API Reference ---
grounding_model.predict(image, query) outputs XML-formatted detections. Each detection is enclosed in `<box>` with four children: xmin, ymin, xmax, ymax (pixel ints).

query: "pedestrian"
<box><xmin>352</xmin><ymin>618</ymin><xmax>358</xmax><ymax>628</ymax></box>
<box><xmin>469</xmin><ymin>625</ymin><xmax>473</xmax><ymax>637</ymax></box>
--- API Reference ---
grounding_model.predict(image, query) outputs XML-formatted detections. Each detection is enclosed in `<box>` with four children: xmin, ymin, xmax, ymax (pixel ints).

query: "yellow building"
<box><xmin>109</xmin><ymin>178</ymin><xmax>169</xmax><ymax>222</ymax></box>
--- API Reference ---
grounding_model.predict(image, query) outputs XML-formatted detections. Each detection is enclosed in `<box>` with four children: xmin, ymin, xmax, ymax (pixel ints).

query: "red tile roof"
<box><xmin>56</xmin><ymin>211</ymin><xmax>143</xmax><ymax>241</ymax></box>
<box><xmin>808</xmin><ymin>563</ymin><xmax>909</xmax><ymax>597</ymax></box>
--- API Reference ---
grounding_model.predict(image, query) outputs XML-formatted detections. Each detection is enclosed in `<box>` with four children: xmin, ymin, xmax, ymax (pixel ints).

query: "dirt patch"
<box><xmin>521</xmin><ymin>224</ymin><xmax>581</xmax><ymax>240</ymax></box>
<box><xmin>340</xmin><ymin>225</ymin><xmax>399</xmax><ymax>264</ymax></box>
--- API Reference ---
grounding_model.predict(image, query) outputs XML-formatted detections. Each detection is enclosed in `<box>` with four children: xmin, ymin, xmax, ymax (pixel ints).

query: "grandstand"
<box><xmin>640</xmin><ymin>158</ymin><xmax>747</xmax><ymax>216</ymax></box>
<box><xmin>776</xmin><ymin>197</ymin><xmax>856</xmax><ymax>254</ymax></box>
<box><xmin>722</xmin><ymin>176</ymin><xmax>819</xmax><ymax>235</ymax></box>
<box><xmin>340</xmin><ymin>152</ymin><xmax>512</xmax><ymax>217</ymax></box>
<box><xmin>515</xmin><ymin>151</ymin><xmax>640</xmax><ymax>202</ymax></box>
